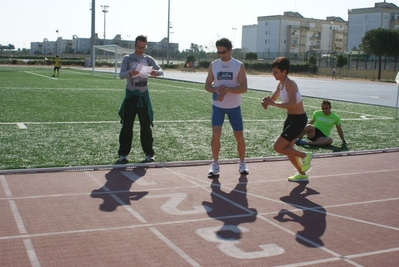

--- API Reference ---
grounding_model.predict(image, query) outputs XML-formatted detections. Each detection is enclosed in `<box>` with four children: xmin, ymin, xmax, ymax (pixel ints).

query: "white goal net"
<box><xmin>92</xmin><ymin>45</ymin><xmax>133</xmax><ymax>78</ymax></box>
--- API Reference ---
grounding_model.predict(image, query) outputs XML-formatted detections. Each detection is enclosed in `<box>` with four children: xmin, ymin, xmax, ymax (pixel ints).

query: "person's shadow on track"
<box><xmin>90</xmin><ymin>167</ymin><xmax>148</xmax><ymax>212</ymax></box>
<box><xmin>300</xmin><ymin>143</ymin><xmax>348</xmax><ymax>153</ymax></box>
<box><xmin>202</xmin><ymin>175</ymin><xmax>257</xmax><ymax>240</ymax></box>
<box><xmin>274</xmin><ymin>183</ymin><xmax>326</xmax><ymax>247</ymax></box>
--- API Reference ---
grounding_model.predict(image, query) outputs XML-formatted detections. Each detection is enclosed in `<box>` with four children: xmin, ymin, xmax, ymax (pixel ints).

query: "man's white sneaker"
<box><xmin>239</xmin><ymin>162</ymin><xmax>249</xmax><ymax>175</ymax></box>
<box><xmin>208</xmin><ymin>162</ymin><xmax>220</xmax><ymax>176</ymax></box>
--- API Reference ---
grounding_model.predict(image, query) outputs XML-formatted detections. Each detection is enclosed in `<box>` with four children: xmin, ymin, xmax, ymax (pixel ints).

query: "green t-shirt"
<box><xmin>312</xmin><ymin>110</ymin><xmax>341</xmax><ymax>137</ymax></box>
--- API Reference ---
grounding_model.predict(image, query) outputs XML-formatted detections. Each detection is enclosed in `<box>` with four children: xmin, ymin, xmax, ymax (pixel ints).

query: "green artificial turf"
<box><xmin>1</xmin><ymin>66</ymin><xmax>398</xmax><ymax>170</ymax></box>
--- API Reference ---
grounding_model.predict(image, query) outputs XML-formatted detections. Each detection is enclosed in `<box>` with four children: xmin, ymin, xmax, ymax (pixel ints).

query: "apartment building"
<box><xmin>30</xmin><ymin>34</ymin><xmax>178</xmax><ymax>56</ymax></box>
<box><xmin>242</xmin><ymin>11</ymin><xmax>347</xmax><ymax>57</ymax></box>
<box><xmin>347</xmin><ymin>2</ymin><xmax>399</xmax><ymax>50</ymax></box>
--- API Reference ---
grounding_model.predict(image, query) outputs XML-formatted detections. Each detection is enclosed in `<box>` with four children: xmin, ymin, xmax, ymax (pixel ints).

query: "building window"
<box><xmin>266</xmin><ymin>31</ymin><xmax>268</xmax><ymax>35</ymax></box>
<box><xmin>266</xmin><ymin>21</ymin><xmax>268</xmax><ymax>26</ymax></box>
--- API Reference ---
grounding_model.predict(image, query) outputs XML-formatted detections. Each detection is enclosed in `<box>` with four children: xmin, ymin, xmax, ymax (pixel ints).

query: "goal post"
<box><xmin>92</xmin><ymin>45</ymin><xmax>133</xmax><ymax>78</ymax></box>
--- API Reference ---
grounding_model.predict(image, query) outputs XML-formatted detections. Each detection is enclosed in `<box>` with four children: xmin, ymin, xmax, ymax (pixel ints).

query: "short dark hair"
<box><xmin>322</xmin><ymin>100</ymin><xmax>331</xmax><ymax>107</ymax></box>
<box><xmin>135</xmin><ymin>35</ymin><xmax>148</xmax><ymax>43</ymax></box>
<box><xmin>272</xmin><ymin>57</ymin><xmax>290</xmax><ymax>74</ymax></box>
<box><xmin>215</xmin><ymin>38</ymin><xmax>232</xmax><ymax>50</ymax></box>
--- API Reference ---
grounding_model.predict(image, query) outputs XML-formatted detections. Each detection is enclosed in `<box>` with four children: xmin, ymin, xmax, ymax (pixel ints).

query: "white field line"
<box><xmin>24</xmin><ymin>71</ymin><xmax>57</xmax><ymax>80</ymax></box>
<box><xmin>0</xmin><ymin>82</ymin><xmax>393</xmax><ymax>120</ymax></box>
<box><xmin>0</xmin><ymin>115</ymin><xmax>392</xmax><ymax>127</ymax></box>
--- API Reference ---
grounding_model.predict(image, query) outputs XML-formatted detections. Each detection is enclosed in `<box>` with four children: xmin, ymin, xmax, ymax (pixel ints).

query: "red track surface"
<box><xmin>1</xmin><ymin>152</ymin><xmax>399</xmax><ymax>267</ymax></box>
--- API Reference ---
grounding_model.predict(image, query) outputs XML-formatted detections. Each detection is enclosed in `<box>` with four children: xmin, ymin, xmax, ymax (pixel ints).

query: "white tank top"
<box><xmin>211</xmin><ymin>58</ymin><xmax>242</xmax><ymax>109</ymax></box>
<box><xmin>279</xmin><ymin>79</ymin><xmax>302</xmax><ymax>104</ymax></box>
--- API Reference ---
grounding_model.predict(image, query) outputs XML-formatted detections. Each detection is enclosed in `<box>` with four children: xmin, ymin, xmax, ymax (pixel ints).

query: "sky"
<box><xmin>1</xmin><ymin>0</ymin><xmax>395</xmax><ymax>51</ymax></box>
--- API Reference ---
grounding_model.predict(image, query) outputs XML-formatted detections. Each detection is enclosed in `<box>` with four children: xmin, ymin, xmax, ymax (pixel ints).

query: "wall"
<box><xmin>317</xmin><ymin>66</ymin><xmax>398</xmax><ymax>81</ymax></box>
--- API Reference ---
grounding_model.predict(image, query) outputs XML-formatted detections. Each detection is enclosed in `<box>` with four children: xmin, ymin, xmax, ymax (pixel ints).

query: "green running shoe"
<box><xmin>288</xmin><ymin>172</ymin><xmax>309</xmax><ymax>182</ymax></box>
<box><xmin>301</xmin><ymin>152</ymin><xmax>313</xmax><ymax>172</ymax></box>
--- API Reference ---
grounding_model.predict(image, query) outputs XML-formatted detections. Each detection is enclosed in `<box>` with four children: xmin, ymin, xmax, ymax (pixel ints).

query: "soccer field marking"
<box><xmin>63</xmin><ymin>69</ymin><xmax>116</xmax><ymax>78</ymax></box>
<box><xmin>0</xmin><ymin>116</ymin><xmax>392</xmax><ymax>127</ymax></box>
<box><xmin>16</xmin><ymin>123</ymin><xmax>27</xmax><ymax>129</ymax></box>
<box><xmin>24</xmin><ymin>71</ymin><xmax>58</xmax><ymax>80</ymax></box>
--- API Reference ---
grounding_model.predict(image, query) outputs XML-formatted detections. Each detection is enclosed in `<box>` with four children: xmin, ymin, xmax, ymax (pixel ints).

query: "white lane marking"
<box><xmin>149</xmin><ymin>227</ymin><xmax>201</xmax><ymax>267</ymax></box>
<box><xmin>85</xmin><ymin>171</ymin><xmax>147</xmax><ymax>223</ymax></box>
<box><xmin>1</xmin><ymin>175</ymin><xmax>41</xmax><ymax>266</ymax></box>
<box><xmin>23</xmin><ymin>239</ymin><xmax>42</xmax><ymax>267</ymax></box>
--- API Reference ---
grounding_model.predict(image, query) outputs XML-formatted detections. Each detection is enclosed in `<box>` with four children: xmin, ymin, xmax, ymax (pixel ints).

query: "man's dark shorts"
<box><xmin>309</xmin><ymin>127</ymin><xmax>326</xmax><ymax>141</ymax></box>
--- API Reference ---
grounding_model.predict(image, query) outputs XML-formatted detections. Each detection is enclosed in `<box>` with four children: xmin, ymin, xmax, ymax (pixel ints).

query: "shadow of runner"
<box><xmin>90</xmin><ymin>167</ymin><xmax>148</xmax><ymax>212</ymax></box>
<box><xmin>274</xmin><ymin>183</ymin><xmax>326</xmax><ymax>247</ymax></box>
<box><xmin>202</xmin><ymin>175</ymin><xmax>257</xmax><ymax>240</ymax></box>
<box><xmin>299</xmin><ymin>143</ymin><xmax>349</xmax><ymax>153</ymax></box>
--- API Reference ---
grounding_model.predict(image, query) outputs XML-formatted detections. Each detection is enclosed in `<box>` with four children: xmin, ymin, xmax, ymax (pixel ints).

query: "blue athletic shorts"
<box><xmin>211</xmin><ymin>105</ymin><xmax>243</xmax><ymax>131</ymax></box>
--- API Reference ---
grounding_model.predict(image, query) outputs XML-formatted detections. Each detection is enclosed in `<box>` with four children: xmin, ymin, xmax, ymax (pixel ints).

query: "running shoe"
<box><xmin>295</xmin><ymin>139</ymin><xmax>307</xmax><ymax>145</ymax></box>
<box><xmin>301</xmin><ymin>152</ymin><xmax>313</xmax><ymax>172</ymax></box>
<box><xmin>145</xmin><ymin>155</ymin><xmax>155</xmax><ymax>162</ymax></box>
<box><xmin>208</xmin><ymin>162</ymin><xmax>220</xmax><ymax>176</ymax></box>
<box><xmin>239</xmin><ymin>162</ymin><xmax>249</xmax><ymax>175</ymax></box>
<box><xmin>118</xmin><ymin>155</ymin><xmax>129</xmax><ymax>163</ymax></box>
<box><xmin>288</xmin><ymin>172</ymin><xmax>309</xmax><ymax>182</ymax></box>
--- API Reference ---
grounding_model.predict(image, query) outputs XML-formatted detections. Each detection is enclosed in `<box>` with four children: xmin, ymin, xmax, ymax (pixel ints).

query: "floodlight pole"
<box><xmin>232</xmin><ymin>27</ymin><xmax>237</xmax><ymax>48</ymax></box>
<box><xmin>166</xmin><ymin>0</ymin><xmax>171</xmax><ymax>65</ymax></box>
<box><xmin>90</xmin><ymin>0</ymin><xmax>96</xmax><ymax>68</ymax></box>
<box><xmin>101</xmin><ymin>5</ymin><xmax>109</xmax><ymax>41</ymax></box>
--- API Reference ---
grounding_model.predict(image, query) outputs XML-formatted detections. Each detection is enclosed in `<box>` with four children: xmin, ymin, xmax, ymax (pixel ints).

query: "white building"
<box><xmin>241</xmin><ymin>24</ymin><xmax>257</xmax><ymax>53</ymax></box>
<box><xmin>242</xmin><ymin>11</ymin><xmax>347</xmax><ymax>58</ymax></box>
<box><xmin>347</xmin><ymin>2</ymin><xmax>399</xmax><ymax>51</ymax></box>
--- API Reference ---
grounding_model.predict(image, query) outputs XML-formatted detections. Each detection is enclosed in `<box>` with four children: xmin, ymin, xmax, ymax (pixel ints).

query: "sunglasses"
<box><xmin>217</xmin><ymin>50</ymin><xmax>228</xmax><ymax>55</ymax></box>
<box><xmin>135</xmin><ymin>45</ymin><xmax>147</xmax><ymax>49</ymax></box>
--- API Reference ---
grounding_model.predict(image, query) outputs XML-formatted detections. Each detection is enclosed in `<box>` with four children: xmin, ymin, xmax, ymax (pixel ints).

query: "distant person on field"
<box><xmin>52</xmin><ymin>54</ymin><xmax>61</xmax><ymax>77</ymax></box>
<box><xmin>261</xmin><ymin>57</ymin><xmax>312</xmax><ymax>183</ymax></box>
<box><xmin>205</xmin><ymin>37</ymin><xmax>249</xmax><ymax>176</ymax></box>
<box><xmin>296</xmin><ymin>100</ymin><xmax>346</xmax><ymax>146</ymax></box>
<box><xmin>332</xmin><ymin>66</ymin><xmax>337</xmax><ymax>79</ymax></box>
<box><xmin>117</xmin><ymin>35</ymin><xmax>163</xmax><ymax>163</ymax></box>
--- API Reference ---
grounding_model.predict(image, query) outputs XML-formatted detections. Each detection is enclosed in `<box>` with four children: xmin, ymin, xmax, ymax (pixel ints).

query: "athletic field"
<box><xmin>0</xmin><ymin>66</ymin><xmax>398</xmax><ymax>170</ymax></box>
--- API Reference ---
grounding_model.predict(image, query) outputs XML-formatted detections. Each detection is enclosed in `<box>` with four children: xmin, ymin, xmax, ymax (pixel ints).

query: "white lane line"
<box><xmin>149</xmin><ymin>227</ymin><xmax>201</xmax><ymax>267</ymax></box>
<box><xmin>1</xmin><ymin>175</ymin><xmax>41</xmax><ymax>266</ymax></box>
<box><xmin>84</xmin><ymin>171</ymin><xmax>147</xmax><ymax>223</ymax></box>
<box><xmin>17</xmin><ymin>123</ymin><xmax>27</xmax><ymax>129</ymax></box>
<box><xmin>23</xmin><ymin>239</ymin><xmax>42</xmax><ymax>267</ymax></box>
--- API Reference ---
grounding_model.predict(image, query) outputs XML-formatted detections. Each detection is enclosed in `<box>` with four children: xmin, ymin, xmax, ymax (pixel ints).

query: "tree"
<box><xmin>336</xmin><ymin>54</ymin><xmax>348</xmax><ymax>78</ymax></box>
<box><xmin>245</xmin><ymin>52</ymin><xmax>257</xmax><ymax>62</ymax></box>
<box><xmin>245</xmin><ymin>52</ymin><xmax>258</xmax><ymax>73</ymax></box>
<box><xmin>360</xmin><ymin>28</ymin><xmax>399</xmax><ymax>80</ymax></box>
<box><xmin>186</xmin><ymin>54</ymin><xmax>196</xmax><ymax>63</ymax></box>
<box><xmin>308</xmin><ymin>55</ymin><xmax>316</xmax><ymax>66</ymax></box>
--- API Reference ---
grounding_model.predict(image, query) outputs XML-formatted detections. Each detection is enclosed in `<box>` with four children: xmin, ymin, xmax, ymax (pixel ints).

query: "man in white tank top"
<box><xmin>205</xmin><ymin>38</ymin><xmax>249</xmax><ymax>177</ymax></box>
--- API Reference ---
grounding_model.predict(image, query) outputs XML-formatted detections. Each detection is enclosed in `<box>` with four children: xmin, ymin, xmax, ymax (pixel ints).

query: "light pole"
<box><xmin>167</xmin><ymin>0</ymin><xmax>172</xmax><ymax>64</ymax></box>
<box><xmin>90</xmin><ymin>0</ymin><xmax>95</xmax><ymax>67</ymax></box>
<box><xmin>232</xmin><ymin>27</ymin><xmax>237</xmax><ymax>48</ymax></box>
<box><xmin>101</xmin><ymin>5</ymin><xmax>109</xmax><ymax>42</ymax></box>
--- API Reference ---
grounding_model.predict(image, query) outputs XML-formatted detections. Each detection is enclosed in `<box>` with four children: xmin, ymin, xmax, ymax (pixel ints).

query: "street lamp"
<box><xmin>232</xmin><ymin>27</ymin><xmax>237</xmax><ymax>48</ymax></box>
<box><xmin>101</xmin><ymin>5</ymin><xmax>109</xmax><ymax>41</ymax></box>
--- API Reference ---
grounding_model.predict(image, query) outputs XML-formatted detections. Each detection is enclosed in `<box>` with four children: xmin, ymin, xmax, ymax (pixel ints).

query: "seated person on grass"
<box><xmin>296</xmin><ymin>100</ymin><xmax>346</xmax><ymax>146</ymax></box>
